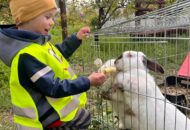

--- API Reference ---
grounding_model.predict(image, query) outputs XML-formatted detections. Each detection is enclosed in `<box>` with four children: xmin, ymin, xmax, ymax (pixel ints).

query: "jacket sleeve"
<box><xmin>55</xmin><ymin>33</ymin><xmax>82</xmax><ymax>59</ymax></box>
<box><xmin>18</xmin><ymin>53</ymin><xmax>90</xmax><ymax>98</ymax></box>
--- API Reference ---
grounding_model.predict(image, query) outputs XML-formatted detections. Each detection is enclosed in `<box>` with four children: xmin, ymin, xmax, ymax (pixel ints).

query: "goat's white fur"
<box><xmin>112</xmin><ymin>50</ymin><xmax>190</xmax><ymax>130</ymax></box>
<box><xmin>98</xmin><ymin>59</ymin><xmax>116</xmax><ymax>92</ymax></box>
<box><xmin>98</xmin><ymin>59</ymin><xmax>116</xmax><ymax>72</ymax></box>
<box><xmin>99</xmin><ymin>58</ymin><xmax>133</xmax><ymax>129</ymax></box>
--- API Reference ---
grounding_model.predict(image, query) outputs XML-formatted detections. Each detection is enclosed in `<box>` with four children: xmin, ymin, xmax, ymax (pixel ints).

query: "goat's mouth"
<box><xmin>114</xmin><ymin>66</ymin><xmax>122</xmax><ymax>72</ymax></box>
<box><xmin>101</xmin><ymin>91</ymin><xmax>112</xmax><ymax>100</ymax></box>
<box><xmin>114</xmin><ymin>60</ymin><xmax>124</xmax><ymax>72</ymax></box>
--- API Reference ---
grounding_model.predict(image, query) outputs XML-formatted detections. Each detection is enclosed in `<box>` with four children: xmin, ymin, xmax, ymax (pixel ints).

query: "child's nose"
<box><xmin>50</xmin><ymin>19</ymin><xmax>54</xmax><ymax>26</ymax></box>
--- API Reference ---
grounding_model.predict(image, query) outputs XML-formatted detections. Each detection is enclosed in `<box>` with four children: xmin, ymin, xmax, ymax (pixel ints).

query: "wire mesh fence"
<box><xmin>77</xmin><ymin>0</ymin><xmax>190</xmax><ymax>129</ymax></box>
<box><xmin>1</xmin><ymin>0</ymin><xmax>190</xmax><ymax>130</ymax></box>
<box><xmin>82</xmin><ymin>35</ymin><xmax>190</xmax><ymax>130</ymax></box>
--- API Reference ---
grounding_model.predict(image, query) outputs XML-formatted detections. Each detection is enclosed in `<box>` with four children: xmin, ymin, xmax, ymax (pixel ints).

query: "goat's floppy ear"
<box><xmin>143</xmin><ymin>56</ymin><xmax>164</xmax><ymax>74</ymax></box>
<box><xmin>114</xmin><ymin>54</ymin><xmax>123</xmax><ymax>64</ymax></box>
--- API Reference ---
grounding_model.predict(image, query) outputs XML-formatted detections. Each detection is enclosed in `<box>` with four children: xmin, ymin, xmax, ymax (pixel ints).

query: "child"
<box><xmin>0</xmin><ymin>0</ymin><xmax>106</xmax><ymax>130</ymax></box>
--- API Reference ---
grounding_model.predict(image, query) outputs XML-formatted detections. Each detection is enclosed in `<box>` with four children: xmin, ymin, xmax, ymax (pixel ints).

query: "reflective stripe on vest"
<box><xmin>29</xmin><ymin>64</ymin><xmax>80</xmax><ymax>118</ymax></box>
<box><xmin>47</xmin><ymin>94</ymin><xmax>81</xmax><ymax>117</ymax></box>
<box><xmin>13</xmin><ymin>85</ymin><xmax>60</xmax><ymax>128</ymax></box>
<box><xmin>30</xmin><ymin>66</ymin><xmax>75</xmax><ymax>82</ymax></box>
<box><xmin>28</xmin><ymin>62</ymin><xmax>82</xmax><ymax>123</ymax></box>
<box><xmin>16</xmin><ymin>124</ymin><xmax>41</xmax><ymax>130</ymax></box>
<box><xmin>10</xmin><ymin>43</ymin><xmax>87</xmax><ymax>129</ymax></box>
<box><xmin>60</xmin><ymin>94</ymin><xmax>81</xmax><ymax>117</ymax></box>
<box><xmin>31</xmin><ymin>66</ymin><xmax>52</xmax><ymax>82</ymax></box>
<box><xmin>13</xmin><ymin>105</ymin><xmax>36</xmax><ymax>119</ymax></box>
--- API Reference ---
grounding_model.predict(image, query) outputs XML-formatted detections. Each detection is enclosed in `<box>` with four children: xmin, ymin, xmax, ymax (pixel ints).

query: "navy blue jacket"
<box><xmin>0</xmin><ymin>27</ymin><xmax>90</xmax><ymax>98</ymax></box>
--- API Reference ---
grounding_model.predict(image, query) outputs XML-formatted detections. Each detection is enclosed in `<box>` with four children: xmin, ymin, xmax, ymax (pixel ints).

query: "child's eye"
<box><xmin>45</xmin><ymin>16</ymin><xmax>51</xmax><ymax>19</ymax></box>
<box><xmin>52</xmin><ymin>17</ymin><xmax>55</xmax><ymax>21</ymax></box>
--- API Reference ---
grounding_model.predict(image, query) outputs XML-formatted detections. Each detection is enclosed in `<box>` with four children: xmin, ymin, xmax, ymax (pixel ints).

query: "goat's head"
<box><xmin>114</xmin><ymin>51</ymin><xmax>164</xmax><ymax>74</ymax></box>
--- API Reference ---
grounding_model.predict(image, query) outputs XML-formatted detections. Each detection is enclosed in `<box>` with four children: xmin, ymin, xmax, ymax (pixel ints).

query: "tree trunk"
<box><xmin>98</xmin><ymin>7</ymin><xmax>105</xmax><ymax>29</ymax></box>
<box><xmin>59</xmin><ymin>0</ymin><xmax>68</xmax><ymax>40</ymax></box>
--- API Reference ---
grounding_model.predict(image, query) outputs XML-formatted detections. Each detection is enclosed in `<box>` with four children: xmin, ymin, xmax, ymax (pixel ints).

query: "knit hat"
<box><xmin>9</xmin><ymin>0</ymin><xmax>58</xmax><ymax>25</ymax></box>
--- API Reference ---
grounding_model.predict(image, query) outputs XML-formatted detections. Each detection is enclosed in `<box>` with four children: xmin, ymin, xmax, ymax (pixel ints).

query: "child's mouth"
<box><xmin>45</xmin><ymin>29</ymin><xmax>49</xmax><ymax>33</ymax></box>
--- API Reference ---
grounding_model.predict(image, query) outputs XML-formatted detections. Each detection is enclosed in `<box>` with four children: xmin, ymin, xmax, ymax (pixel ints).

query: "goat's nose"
<box><xmin>127</xmin><ymin>53</ymin><xmax>132</xmax><ymax>58</ymax></box>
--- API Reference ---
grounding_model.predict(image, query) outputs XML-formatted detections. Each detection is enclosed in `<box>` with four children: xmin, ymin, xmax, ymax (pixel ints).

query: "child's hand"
<box><xmin>88</xmin><ymin>72</ymin><xmax>106</xmax><ymax>87</ymax></box>
<box><xmin>77</xmin><ymin>26</ymin><xmax>91</xmax><ymax>40</ymax></box>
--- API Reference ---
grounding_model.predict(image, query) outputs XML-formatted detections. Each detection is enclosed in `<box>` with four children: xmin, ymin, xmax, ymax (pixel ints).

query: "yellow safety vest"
<box><xmin>10</xmin><ymin>42</ymin><xmax>87</xmax><ymax>130</ymax></box>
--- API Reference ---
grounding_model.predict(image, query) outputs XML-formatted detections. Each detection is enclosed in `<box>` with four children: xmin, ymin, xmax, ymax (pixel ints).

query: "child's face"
<box><xmin>22</xmin><ymin>9</ymin><xmax>57</xmax><ymax>35</ymax></box>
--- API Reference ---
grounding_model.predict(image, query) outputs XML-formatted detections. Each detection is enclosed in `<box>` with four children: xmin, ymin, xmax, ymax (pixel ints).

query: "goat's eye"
<box><xmin>126</xmin><ymin>53</ymin><xmax>132</xmax><ymax>58</ymax></box>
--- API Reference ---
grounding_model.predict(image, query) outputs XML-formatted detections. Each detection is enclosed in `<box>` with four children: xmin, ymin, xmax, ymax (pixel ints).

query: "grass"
<box><xmin>0</xmin><ymin>110</ymin><xmax>15</xmax><ymax>130</ymax></box>
<box><xmin>0</xmin><ymin>61</ymin><xmax>11</xmax><ymax>108</ymax></box>
<box><xmin>0</xmin><ymin>62</ymin><xmax>13</xmax><ymax>130</ymax></box>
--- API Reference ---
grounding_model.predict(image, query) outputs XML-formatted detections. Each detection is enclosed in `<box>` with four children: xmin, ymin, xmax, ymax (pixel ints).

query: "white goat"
<box><xmin>97</xmin><ymin>59</ymin><xmax>116</xmax><ymax>93</ymax></box>
<box><xmin>98</xmin><ymin>59</ymin><xmax>134</xmax><ymax>129</ymax></box>
<box><xmin>111</xmin><ymin>50</ymin><xmax>190</xmax><ymax>130</ymax></box>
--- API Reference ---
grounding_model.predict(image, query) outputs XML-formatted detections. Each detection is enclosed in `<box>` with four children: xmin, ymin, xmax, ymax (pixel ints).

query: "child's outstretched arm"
<box><xmin>18</xmin><ymin>53</ymin><xmax>105</xmax><ymax>98</ymax></box>
<box><xmin>55</xmin><ymin>27</ymin><xmax>90</xmax><ymax>59</ymax></box>
<box><xmin>88</xmin><ymin>72</ymin><xmax>106</xmax><ymax>86</ymax></box>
